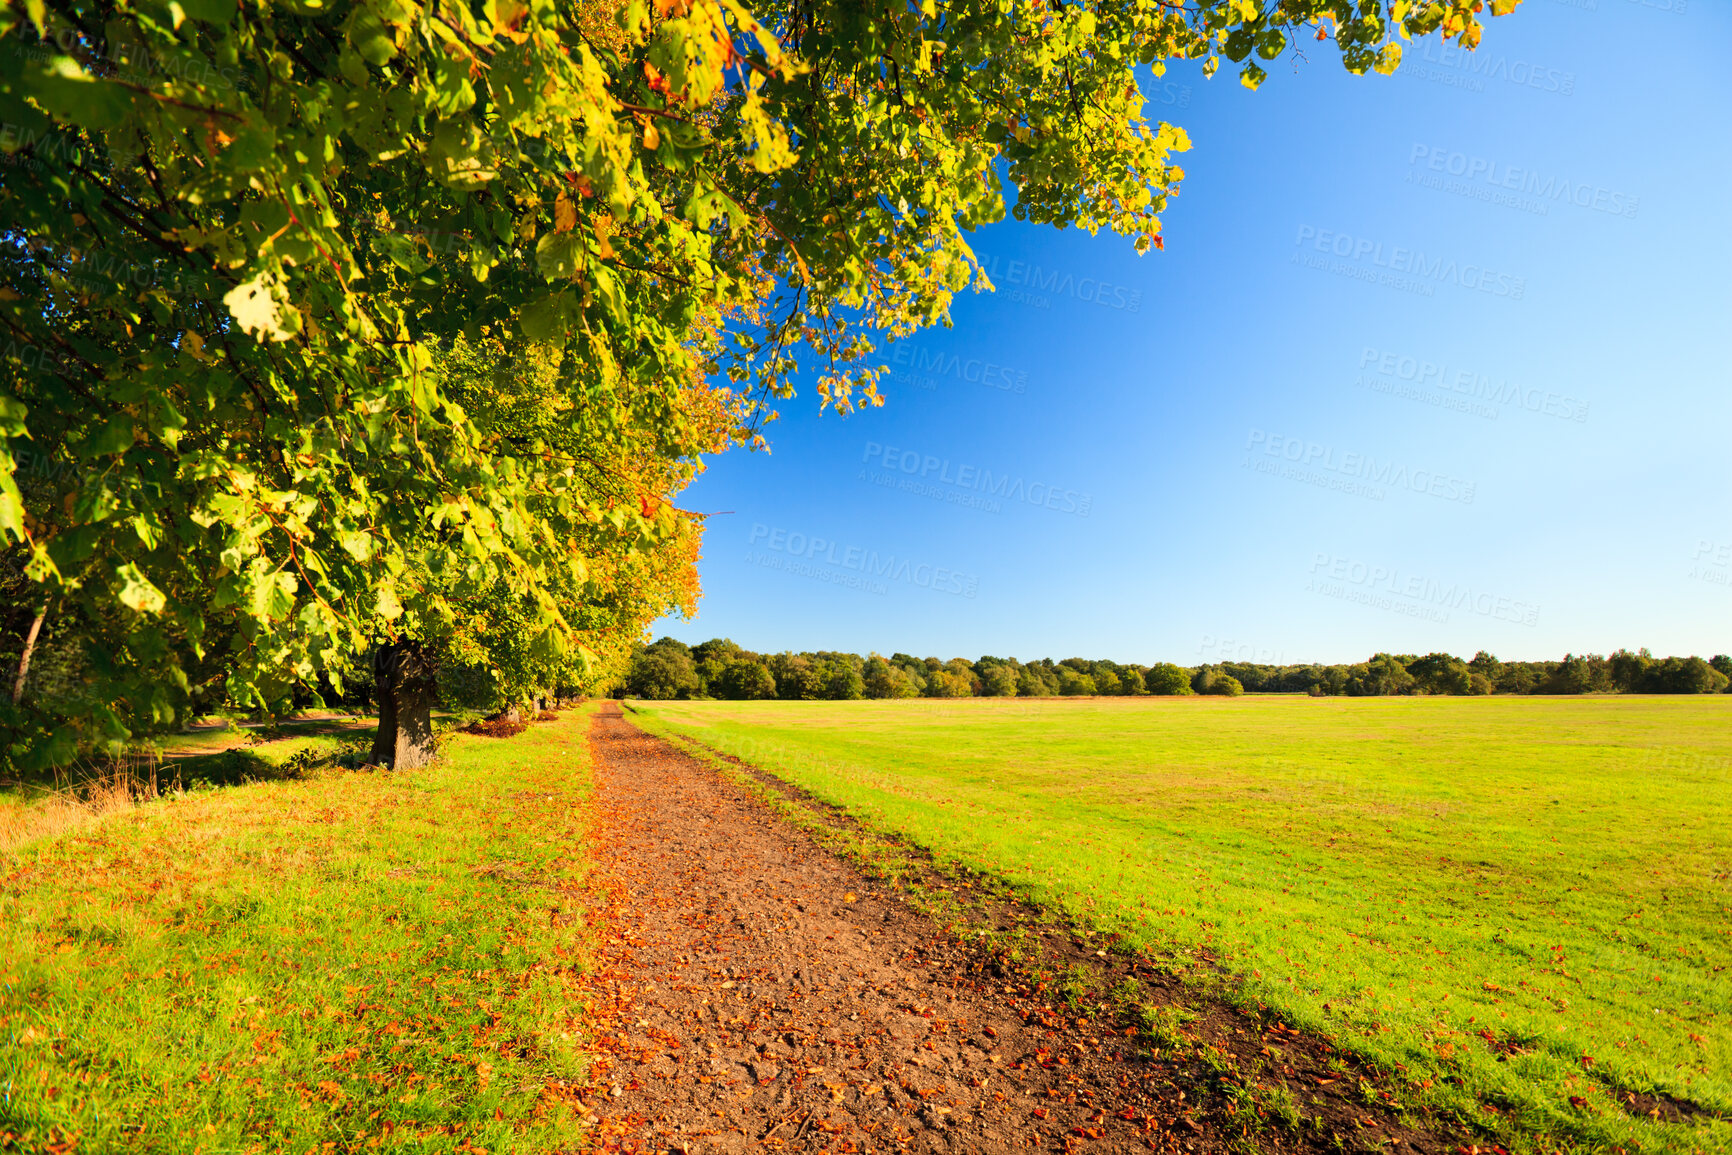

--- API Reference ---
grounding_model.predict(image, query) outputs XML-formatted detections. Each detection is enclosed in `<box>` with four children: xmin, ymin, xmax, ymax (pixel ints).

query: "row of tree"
<box><xmin>622</xmin><ymin>641</ymin><xmax>1732</xmax><ymax>700</ymax></box>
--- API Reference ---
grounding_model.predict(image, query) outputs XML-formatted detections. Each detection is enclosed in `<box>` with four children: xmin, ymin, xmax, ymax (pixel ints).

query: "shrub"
<box><xmin>1206</xmin><ymin>674</ymin><xmax>1244</xmax><ymax>697</ymax></box>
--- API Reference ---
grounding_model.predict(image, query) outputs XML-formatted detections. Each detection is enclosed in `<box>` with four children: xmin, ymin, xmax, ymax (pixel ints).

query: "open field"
<box><xmin>1</xmin><ymin>710</ymin><xmax>598</xmax><ymax>1153</ymax></box>
<box><xmin>632</xmin><ymin>696</ymin><xmax>1732</xmax><ymax>1155</ymax></box>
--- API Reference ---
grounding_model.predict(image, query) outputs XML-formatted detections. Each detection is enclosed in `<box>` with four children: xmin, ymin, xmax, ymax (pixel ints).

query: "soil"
<box><xmin>575</xmin><ymin>705</ymin><xmax>1476</xmax><ymax>1155</ymax></box>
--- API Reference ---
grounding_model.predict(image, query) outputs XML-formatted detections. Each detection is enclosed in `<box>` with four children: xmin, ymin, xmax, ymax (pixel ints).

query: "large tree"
<box><xmin>0</xmin><ymin>0</ymin><xmax>1518</xmax><ymax>767</ymax></box>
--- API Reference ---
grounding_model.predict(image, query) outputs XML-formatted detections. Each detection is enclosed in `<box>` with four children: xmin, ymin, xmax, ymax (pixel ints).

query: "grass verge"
<box><xmin>1</xmin><ymin>708</ymin><xmax>598</xmax><ymax>1153</ymax></box>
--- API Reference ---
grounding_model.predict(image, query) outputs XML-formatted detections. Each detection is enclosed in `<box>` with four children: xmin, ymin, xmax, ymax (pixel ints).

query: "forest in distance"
<box><xmin>621</xmin><ymin>639</ymin><xmax>1732</xmax><ymax>701</ymax></box>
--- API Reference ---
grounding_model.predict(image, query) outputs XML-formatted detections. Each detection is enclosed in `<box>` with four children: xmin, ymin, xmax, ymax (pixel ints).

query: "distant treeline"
<box><xmin>619</xmin><ymin>642</ymin><xmax>1732</xmax><ymax>701</ymax></box>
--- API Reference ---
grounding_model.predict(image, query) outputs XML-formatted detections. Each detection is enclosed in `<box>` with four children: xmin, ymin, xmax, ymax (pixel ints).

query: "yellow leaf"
<box><xmin>643</xmin><ymin>120</ymin><xmax>660</xmax><ymax>151</ymax></box>
<box><xmin>554</xmin><ymin>194</ymin><xmax>576</xmax><ymax>234</ymax></box>
<box><xmin>223</xmin><ymin>273</ymin><xmax>295</xmax><ymax>343</ymax></box>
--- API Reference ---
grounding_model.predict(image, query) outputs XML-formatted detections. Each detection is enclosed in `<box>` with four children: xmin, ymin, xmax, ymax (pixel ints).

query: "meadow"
<box><xmin>632</xmin><ymin>695</ymin><xmax>1732</xmax><ymax>1155</ymax></box>
<box><xmin>1</xmin><ymin>710</ymin><xmax>599</xmax><ymax>1153</ymax></box>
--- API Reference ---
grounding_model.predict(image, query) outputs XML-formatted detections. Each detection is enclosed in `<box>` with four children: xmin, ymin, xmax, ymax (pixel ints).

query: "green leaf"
<box><xmin>179</xmin><ymin>0</ymin><xmax>238</xmax><ymax>24</ymax></box>
<box><xmin>250</xmin><ymin>565</ymin><xmax>297</xmax><ymax>622</ymax></box>
<box><xmin>350</xmin><ymin>7</ymin><xmax>399</xmax><ymax>65</ymax></box>
<box><xmin>115</xmin><ymin>563</ymin><xmax>167</xmax><ymax>614</ymax></box>
<box><xmin>373</xmin><ymin>232</ymin><xmax>432</xmax><ymax>274</ymax></box>
<box><xmin>590</xmin><ymin>265</ymin><xmax>628</xmax><ymax>326</ymax></box>
<box><xmin>535</xmin><ymin>232</ymin><xmax>584</xmax><ymax>281</ymax></box>
<box><xmin>0</xmin><ymin>451</ymin><xmax>24</xmax><ymax>542</ymax></box>
<box><xmin>0</xmin><ymin>392</ymin><xmax>28</xmax><ymax>437</ymax></box>
<box><xmin>520</xmin><ymin>293</ymin><xmax>570</xmax><ymax>341</ymax></box>
<box><xmin>83</xmin><ymin>414</ymin><xmax>135</xmax><ymax>457</ymax></box>
<box><xmin>24</xmin><ymin>57</ymin><xmax>133</xmax><ymax>132</ymax></box>
<box><xmin>338</xmin><ymin>529</ymin><xmax>375</xmax><ymax>561</ymax></box>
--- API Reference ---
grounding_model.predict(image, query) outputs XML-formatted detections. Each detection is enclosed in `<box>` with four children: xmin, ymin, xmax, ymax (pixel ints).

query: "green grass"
<box><xmin>1</xmin><ymin>709</ymin><xmax>599</xmax><ymax>1153</ymax></box>
<box><xmin>632</xmin><ymin>695</ymin><xmax>1732</xmax><ymax>1155</ymax></box>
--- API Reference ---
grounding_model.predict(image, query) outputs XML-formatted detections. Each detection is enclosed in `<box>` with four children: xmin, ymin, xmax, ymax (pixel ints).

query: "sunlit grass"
<box><xmin>633</xmin><ymin>695</ymin><xmax>1732</xmax><ymax>1155</ymax></box>
<box><xmin>0</xmin><ymin>709</ymin><xmax>598</xmax><ymax>1153</ymax></box>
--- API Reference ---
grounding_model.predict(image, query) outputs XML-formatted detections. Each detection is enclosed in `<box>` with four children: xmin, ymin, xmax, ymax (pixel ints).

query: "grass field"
<box><xmin>1</xmin><ymin>710</ymin><xmax>598</xmax><ymax>1153</ymax></box>
<box><xmin>632</xmin><ymin>695</ymin><xmax>1732</xmax><ymax>1155</ymax></box>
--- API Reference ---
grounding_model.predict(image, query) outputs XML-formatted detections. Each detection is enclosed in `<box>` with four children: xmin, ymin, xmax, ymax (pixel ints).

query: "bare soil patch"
<box><xmin>576</xmin><ymin>706</ymin><xmax>1479</xmax><ymax>1155</ymax></box>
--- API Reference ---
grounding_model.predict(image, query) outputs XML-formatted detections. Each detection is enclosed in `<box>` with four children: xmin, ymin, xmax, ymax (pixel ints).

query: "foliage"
<box><xmin>862</xmin><ymin>654</ymin><xmax>919</xmax><ymax>699</ymax></box>
<box><xmin>1406</xmin><ymin>651</ymin><xmax>1471</xmax><ymax>695</ymax></box>
<box><xmin>714</xmin><ymin>655</ymin><xmax>775</xmax><ymax>700</ymax></box>
<box><xmin>625</xmin><ymin>635</ymin><xmax>701</xmax><ymax>699</ymax></box>
<box><xmin>620</xmin><ymin>642</ymin><xmax>1732</xmax><ymax>701</ymax></box>
<box><xmin>978</xmin><ymin>663</ymin><xmax>1018</xmax><ymax>698</ymax></box>
<box><xmin>0</xmin><ymin>0</ymin><xmax>1522</xmax><ymax>767</ymax></box>
<box><xmin>1143</xmin><ymin>662</ymin><xmax>1192</xmax><ymax>696</ymax></box>
<box><xmin>1344</xmin><ymin>653</ymin><xmax>1417</xmax><ymax>697</ymax></box>
<box><xmin>1</xmin><ymin>710</ymin><xmax>598</xmax><ymax>1150</ymax></box>
<box><xmin>1204</xmin><ymin>671</ymin><xmax>1243</xmax><ymax>696</ymax></box>
<box><xmin>635</xmin><ymin>694</ymin><xmax>1732</xmax><ymax>1155</ymax></box>
<box><xmin>1057</xmin><ymin>667</ymin><xmax>1097</xmax><ymax>696</ymax></box>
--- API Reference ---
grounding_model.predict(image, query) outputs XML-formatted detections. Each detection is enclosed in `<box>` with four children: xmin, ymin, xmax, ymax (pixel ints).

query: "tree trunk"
<box><xmin>12</xmin><ymin>602</ymin><xmax>47</xmax><ymax>705</ymax></box>
<box><xmin>369</xmin><ymin>642</ymin><xmax>438</xmax><ymax>769</ymax></box>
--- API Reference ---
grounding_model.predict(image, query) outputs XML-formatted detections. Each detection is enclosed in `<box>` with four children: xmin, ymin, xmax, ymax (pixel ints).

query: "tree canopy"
<box><xmin>1</xmin><ymin>0</ymin><xmax>1519</xmax><ymax>766</ymax></box>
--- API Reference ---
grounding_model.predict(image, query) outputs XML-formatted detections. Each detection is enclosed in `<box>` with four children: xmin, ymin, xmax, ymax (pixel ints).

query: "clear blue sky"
<box><xmin>655</xmin><ymin>1</ymin><xmax>1732</xmax><ymax>667</ymax></box>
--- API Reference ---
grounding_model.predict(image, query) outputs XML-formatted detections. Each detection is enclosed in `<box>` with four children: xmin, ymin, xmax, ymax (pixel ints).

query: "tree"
<box><xmin>863</xmin><ymin>655</ymin><xmax>918</xmax><ymax>699</ymax></box>
<box><xmin>1608</xmin><ymin>648</ymin><xmax>1652</xmax><ymax>693</ymax></box>
<box><xmin>925</xmin><ymin>668</ymin><xmax>974</xmax><ymax>699</ymax></box>
<box><xmin>1143</xmin><ymin>663</ymin><xmax>1192</xmax><ymax>696</ymax></box>
<box><xmin>819</xmin><ymin>656</ymin><xmax>865</xmax><ymax>701</ymax></box>
<box><xmin>979</xmin><ymin>664</ymin><xmax>1019</xmax><ymax>698</ymax></box>
<box><xmin>1406</xmin><ymin>652</ymin><xmax>1471</xmax><ymax>696</ymax></box>
<box><xmin>1058</xmin><ymin>668</ymin><xmax>1097</xmax><ymax>696</ymax></box>
<box><xmin>1344</xmin><ymin>654</ymin><xmax>1414</xmax><ymax>697</ymax></box>
<box><xmin>1545</xmin><ymin>654</ymin><xmax>1610</xmax><ymax>695</ymax></box>
<box><xmin>942</xmin><ymin>658</ymin><xmax>980</xmax><ymax>695</ymax></box>
<box><xmin>0</xmin><ymin>0</ymin><xmax>1522</xmax><ymax>766</ymax></box>
<box><xmin>1494</xmin><ymin>663</ymin><xmax>1540</xmax><ymax>695</ymax></box>
<box><xmin>1640</xmin><ymin>656</ymin><xmax>1729</xmax><ymax>695</ymax></box>
<box><xmin>625</xmin><ymin>638</ymin><xmax>701</xmax><ymax>700</ymax></box>
<box><xmin>1016</xmin><ymin>664</ymin><xmax>1058</xmax><ymax>697</ymax></box>
<box><xmin>716</xmin><ymin>658</ymin><xmax>776</xmax><ymax>701</ymax></box>
<box><xmin>693</xmin><ymin>638</ymin><xmax>743</xmax><ymax>667</ymax></box>
<box><xmin>1204</xmin><ymin>673</ymin><xmax>1243</xmax><ymax>697</ymax></box>
<box><xmin>768</xmin><ymin>652</ymin><xmax>822</xmax><ymax>700</ymax></box>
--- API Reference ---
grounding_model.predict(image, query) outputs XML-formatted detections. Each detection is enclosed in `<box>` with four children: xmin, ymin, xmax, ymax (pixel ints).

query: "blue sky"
<box><xmin>656</xmin><ymin>0</ymin><xmax>1731</xmax><ymax>666</ymax></box>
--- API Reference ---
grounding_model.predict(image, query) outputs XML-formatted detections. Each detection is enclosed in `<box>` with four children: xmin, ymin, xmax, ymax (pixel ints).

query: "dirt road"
<box><xmin>578</xmin><ymin>705</ymin><xmax>1441</xmax><ymax>1155</ymax></box>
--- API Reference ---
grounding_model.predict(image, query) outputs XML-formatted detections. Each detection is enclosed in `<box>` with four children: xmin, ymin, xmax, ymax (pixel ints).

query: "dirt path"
<box><xmin>578</xmin><ymin>706</ymin><xmax>1440</xmax><ymax>1155</ymax></box>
